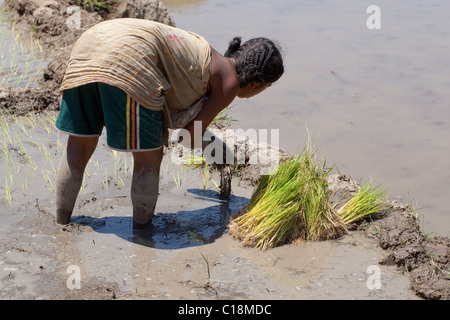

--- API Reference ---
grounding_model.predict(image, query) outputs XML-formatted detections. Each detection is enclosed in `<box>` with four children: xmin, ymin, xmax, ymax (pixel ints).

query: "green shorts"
<box><xmin>55</xmin><ymin>82</ymin><xmax>163</xmax><ymax>151</ymax></box>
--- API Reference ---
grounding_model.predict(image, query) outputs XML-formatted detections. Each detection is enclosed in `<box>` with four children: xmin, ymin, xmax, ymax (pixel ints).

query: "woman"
<box><xmin>55</xmin><ymin>18</ymin><xmax>284</xmax><ymax>229</ymax></box>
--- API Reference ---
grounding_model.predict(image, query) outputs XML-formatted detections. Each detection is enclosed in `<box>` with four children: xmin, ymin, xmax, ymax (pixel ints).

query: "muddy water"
<box><xmin>165</xmin><ymin>0</ymin><xmax>450</xmax><ymax>236</ymax></box>
<box><xmin>0</xmin><ymin>111</ymin><xmax>419</xmax><ymax>299</ymax></box>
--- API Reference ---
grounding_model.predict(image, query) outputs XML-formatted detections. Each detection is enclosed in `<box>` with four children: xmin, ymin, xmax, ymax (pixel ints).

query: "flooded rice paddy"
<box><xmin>0</xmin><ymin>0</ymin><xmax>447</xmax><ymax>300</ymax></box>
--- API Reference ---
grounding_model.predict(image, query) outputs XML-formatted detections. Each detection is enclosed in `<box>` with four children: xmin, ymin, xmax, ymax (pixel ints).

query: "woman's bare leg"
<box><xmin>131</xmin><ymin>147</ymin><xmax>163</xmax><ymax>229</ymax></box>
<box><xmin>56</xmin><ymin>135</ymin><xmax>99</xmax><ymax>224</ymax></box>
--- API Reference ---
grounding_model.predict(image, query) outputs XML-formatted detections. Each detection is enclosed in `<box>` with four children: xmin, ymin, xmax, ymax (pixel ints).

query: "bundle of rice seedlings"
<box><xmin>228</xmin><ymin>146</ymin><xmax>347</xmax><ymax>250</ymax></box>
<box><xmin>228</xmin><ymin>145</ymin><xmax>389</xmax><ymax>250</ymax></box>
<box><xmin>336</xmin><ymin>180</ymin><xmax>388</xmax><ymax>224</ymax></box>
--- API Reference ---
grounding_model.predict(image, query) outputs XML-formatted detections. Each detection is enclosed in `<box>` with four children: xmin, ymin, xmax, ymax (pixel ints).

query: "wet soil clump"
<box><xmin>329</xmin><ymin>175</ymin><xmax>449</xmax><ymax>300</ymax></box>
<box><xmin>372</xmin><ymin>201</ymin><xmax>449</xmax><ymax>300</ymax></box>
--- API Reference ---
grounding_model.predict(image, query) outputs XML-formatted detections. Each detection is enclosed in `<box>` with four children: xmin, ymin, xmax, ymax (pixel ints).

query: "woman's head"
<box><xmin>224</xmin><ymin>37</ymin><xmax>284</xmax><ymax>89</ymax></box>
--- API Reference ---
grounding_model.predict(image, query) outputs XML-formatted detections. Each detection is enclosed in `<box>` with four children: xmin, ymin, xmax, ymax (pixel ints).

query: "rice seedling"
<box><xmin>130</xmin><ymin>155</ymin><xmax>134</xmax><ymax>174</ymax></box>
<box><xmin>0</xmin><ymin>112</ymin><xmax>12</xmax><ymax>144</ymax></box>
<box><xmin>42</xmin><ymin>169</ymin><xmax>55</xmax><ymax>193</ymax></box>
<box><xmin>4</xmin><ymin>173</ymin><xmax>13</xmax><ymax>204</ymax></box>
<box><xmin>49</xmin><ymin>158</ymin><xmax>57</xmax><ymax>174</ymax></box>
<box><xmin>1</xmin><ymin>133</ymin><xmax>13</xmax><ymax>168</ymax></box>
<box><xmin>80</xmin><ymin>173</ymin><xmax>87</xmax><ymax>190</ymax></box>
<box><xmin>172</xmin><ymin>166</ymin><xmax>182</xmax><ymax>189</ymax></box>
<box><xmin>111</xmin><ymin>149</ymin><xmax>120</xmax><ymax>178</ymax></box>
<box><xmin>108</xmin><ymin>151</ymin><xmax>130</xmax><ymax>190</ymax></box>
<box><xmin>336</xmin><ymin>180</ymin><xmax>388</xmax><ymax>224</ymax></box>
<box><xmin>39</xmin><ymin>114</ymin><xmax>53</xmax><ymax>136</ymax></box>
<box><xmin>14</xmin><ymin>117</ymin><xmax>33</xmax><ymax>140</ymax></box>
<box><xmin>162</xmin><ymin>153</ymin><xmax>170</xmax><ymax>175</ymax></box>
<box><xmin>31</xmin><ymin>136</ymin><xmax>43</xmax><ymax>152</ymax></box>
<box><xmin>123</xmin><ymin>154</ymin><xmax>129</xmax><ymax>174</ymax></box>
<box><xmin>41</xmin><ymin>141</ymin><xmax>52</xmax><ymax>160</ymax></box>
<box><xmin>84</xmin><ymin>167</ymin><xmax>91</xmax><ymax>178</ymax></box>
<box><xmin>15</xmin><ymin>135</ymin><xmax>37</xmax><ymax>171</ymax></box>
<box><xmin>89</xmin><ymin>158</ymin><xmax>101</xmax><ymax>170</ymax></box>
<box><xmin>181</xmin><ymin>155</ymin><xmax>219</xmax><ymax>191</ymax></box>
<box><xmin>103</xmin><ymin>169</ymin><xmax>109</xmax><ymax>191</ymax></box>
<box><xmin>19</xmin><ymin>179</ymin><xmax>28</xmax><ymax>196</ymax></box>
<box><xmin>43</xmin><ymin>111</ymin><xmax>57</xmax><ymax>127</ymax></box>
<box><xmin>211</xmin><ymin>105</ymin><xmax>236</xmax><ymax>129</ymax></box>
<box><xmin>24</xmin><ymin>109</ymin><xmax>38</xmax><ymax>129</ymax></box>
<box><xmin>114</xmin><ymin>175</ymin><xmax>125</xmax><ymax>189</ymax></box>
<box><xmin>228</xmin><ymin>144</ymin><xmax>387</xmax><ymax>250</ymax></box>
<box><xmin>200</xmin><ymin>252</ymin><xmax>211</xmax><ymax>285</ymax></box>
<box><xmin>56</xmin><ymin>132</ymin><xmax>63</xmax><ymax>152</ymax></box>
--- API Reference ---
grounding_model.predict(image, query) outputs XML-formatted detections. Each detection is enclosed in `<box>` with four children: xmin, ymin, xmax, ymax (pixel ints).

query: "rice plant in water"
<box><xmin>228</xmin><ymin>145</ymin><xmax>388</xmax><ymax>250</ymax></box>
<box><xmin>0</xmin><ymin>8</ymin><xmax>46</xmax><ymax>89</ymax></box>
<box><xmin>4</xmin><ymin>173</ymin><xmax>13</xmax><ymax>204</ymax></box>
<box><xmin>210</xmin><ymin>105</ymin><xmax>236</xmax><ymax>129</ymax></box>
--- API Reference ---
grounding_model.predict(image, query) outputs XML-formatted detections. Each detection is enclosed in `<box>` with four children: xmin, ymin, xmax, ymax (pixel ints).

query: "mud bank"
<box><xmin>0</xmin><ymin>0</ymin><xmax>448</xmax><ymax>300</ymax></box>
<box><xmin>331</xmin><ymin>175</ymin><xmax>449</xmax><ymax>300</ymax></box>
<box><xmin>374</xmin><ymin>202</ymin><xmax>449</xmax><ymax>300</ymax></box>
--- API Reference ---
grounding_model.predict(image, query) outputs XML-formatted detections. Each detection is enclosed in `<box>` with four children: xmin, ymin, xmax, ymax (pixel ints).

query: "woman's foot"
<box><xmin>56</xmin><ymin>209</ymin><xmax>73</xmax><ymax>225</ymax></box>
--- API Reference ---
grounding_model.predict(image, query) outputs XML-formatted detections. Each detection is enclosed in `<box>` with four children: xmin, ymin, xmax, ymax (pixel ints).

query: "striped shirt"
<box><xmin>60</xmin><ymin>18</ymin><xmax>212</xmax><ymax>120</ymax></box>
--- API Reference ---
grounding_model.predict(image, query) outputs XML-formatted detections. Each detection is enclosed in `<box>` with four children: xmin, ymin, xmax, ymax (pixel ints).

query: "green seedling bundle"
<box><xmin>228</xmin><ymin>144</ymin><xmax>389</xmax><ymax>250</ymax></box>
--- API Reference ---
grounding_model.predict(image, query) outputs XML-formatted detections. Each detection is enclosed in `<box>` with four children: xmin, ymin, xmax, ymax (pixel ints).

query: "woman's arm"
<box><xmin>183</xmin><ymin>47</ymin><xmax>238</xmax><ymax>148</ymax></box>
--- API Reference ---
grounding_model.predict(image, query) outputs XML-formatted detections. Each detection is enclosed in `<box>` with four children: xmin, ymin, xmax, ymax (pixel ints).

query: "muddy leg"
<box><xmin>55</xmin><ymin>135</ymin><xmax>99</xmax><ymax>225</ymax></box>
<box><xmin>131</xmin><ymin>147</ymin><xmax>163</xmax><ymax>229</ymax></box>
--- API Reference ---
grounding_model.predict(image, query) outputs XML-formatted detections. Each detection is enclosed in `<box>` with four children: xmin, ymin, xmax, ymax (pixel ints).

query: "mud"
<box><xmin>373</xmin><ymin>202</ymin><xmax>450</xmax><ymax>300</ymax></box>
<box><xmin>333</xmin><ymin>176</ymin><xmax>450</xmax><ymax>300</ymax></box>
<box><xmin>0</xmin><ymin>0</ymin><xmax>448</xmax><ymax>300</ymax></box>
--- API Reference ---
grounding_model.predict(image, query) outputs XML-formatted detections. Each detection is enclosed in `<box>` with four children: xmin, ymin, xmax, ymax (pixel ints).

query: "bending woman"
<box><xmin>54</xmin><ymin>18</ymin><xmax>284</xmax><ymax>229</ymax></box>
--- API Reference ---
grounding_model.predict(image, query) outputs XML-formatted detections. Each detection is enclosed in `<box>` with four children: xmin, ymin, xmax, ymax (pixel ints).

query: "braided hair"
<box><xmin>224</xmin><ymin>37</ymin><xmax>284</xmax><ymax>88</ymax></box>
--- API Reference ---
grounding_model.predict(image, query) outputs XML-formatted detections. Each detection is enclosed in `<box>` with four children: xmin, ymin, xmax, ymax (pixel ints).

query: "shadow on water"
<box><xmin>72</xmin><ymin>188</ymin><xmax>249</xmax><ymax>250</ymax></box>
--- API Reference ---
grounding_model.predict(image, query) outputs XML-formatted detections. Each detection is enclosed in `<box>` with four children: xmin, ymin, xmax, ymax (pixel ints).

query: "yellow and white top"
<box><xmin>60</xmin><ymin>18</ymin><xmax>211</xmax><ymax>126</ymax></box>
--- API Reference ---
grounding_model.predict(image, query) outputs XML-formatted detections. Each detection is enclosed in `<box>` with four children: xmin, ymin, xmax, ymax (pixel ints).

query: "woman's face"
<box><xmin>237</xmin><ymin>81</ymin><xmax>272</xmax><ymax>99</ymax></box>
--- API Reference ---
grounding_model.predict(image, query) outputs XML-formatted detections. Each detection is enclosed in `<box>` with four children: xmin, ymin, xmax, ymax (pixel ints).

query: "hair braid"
<box><xmin>224</xmin><ymin>37</ymin><xmax>284</xmax><ymax>88</ymax></box>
